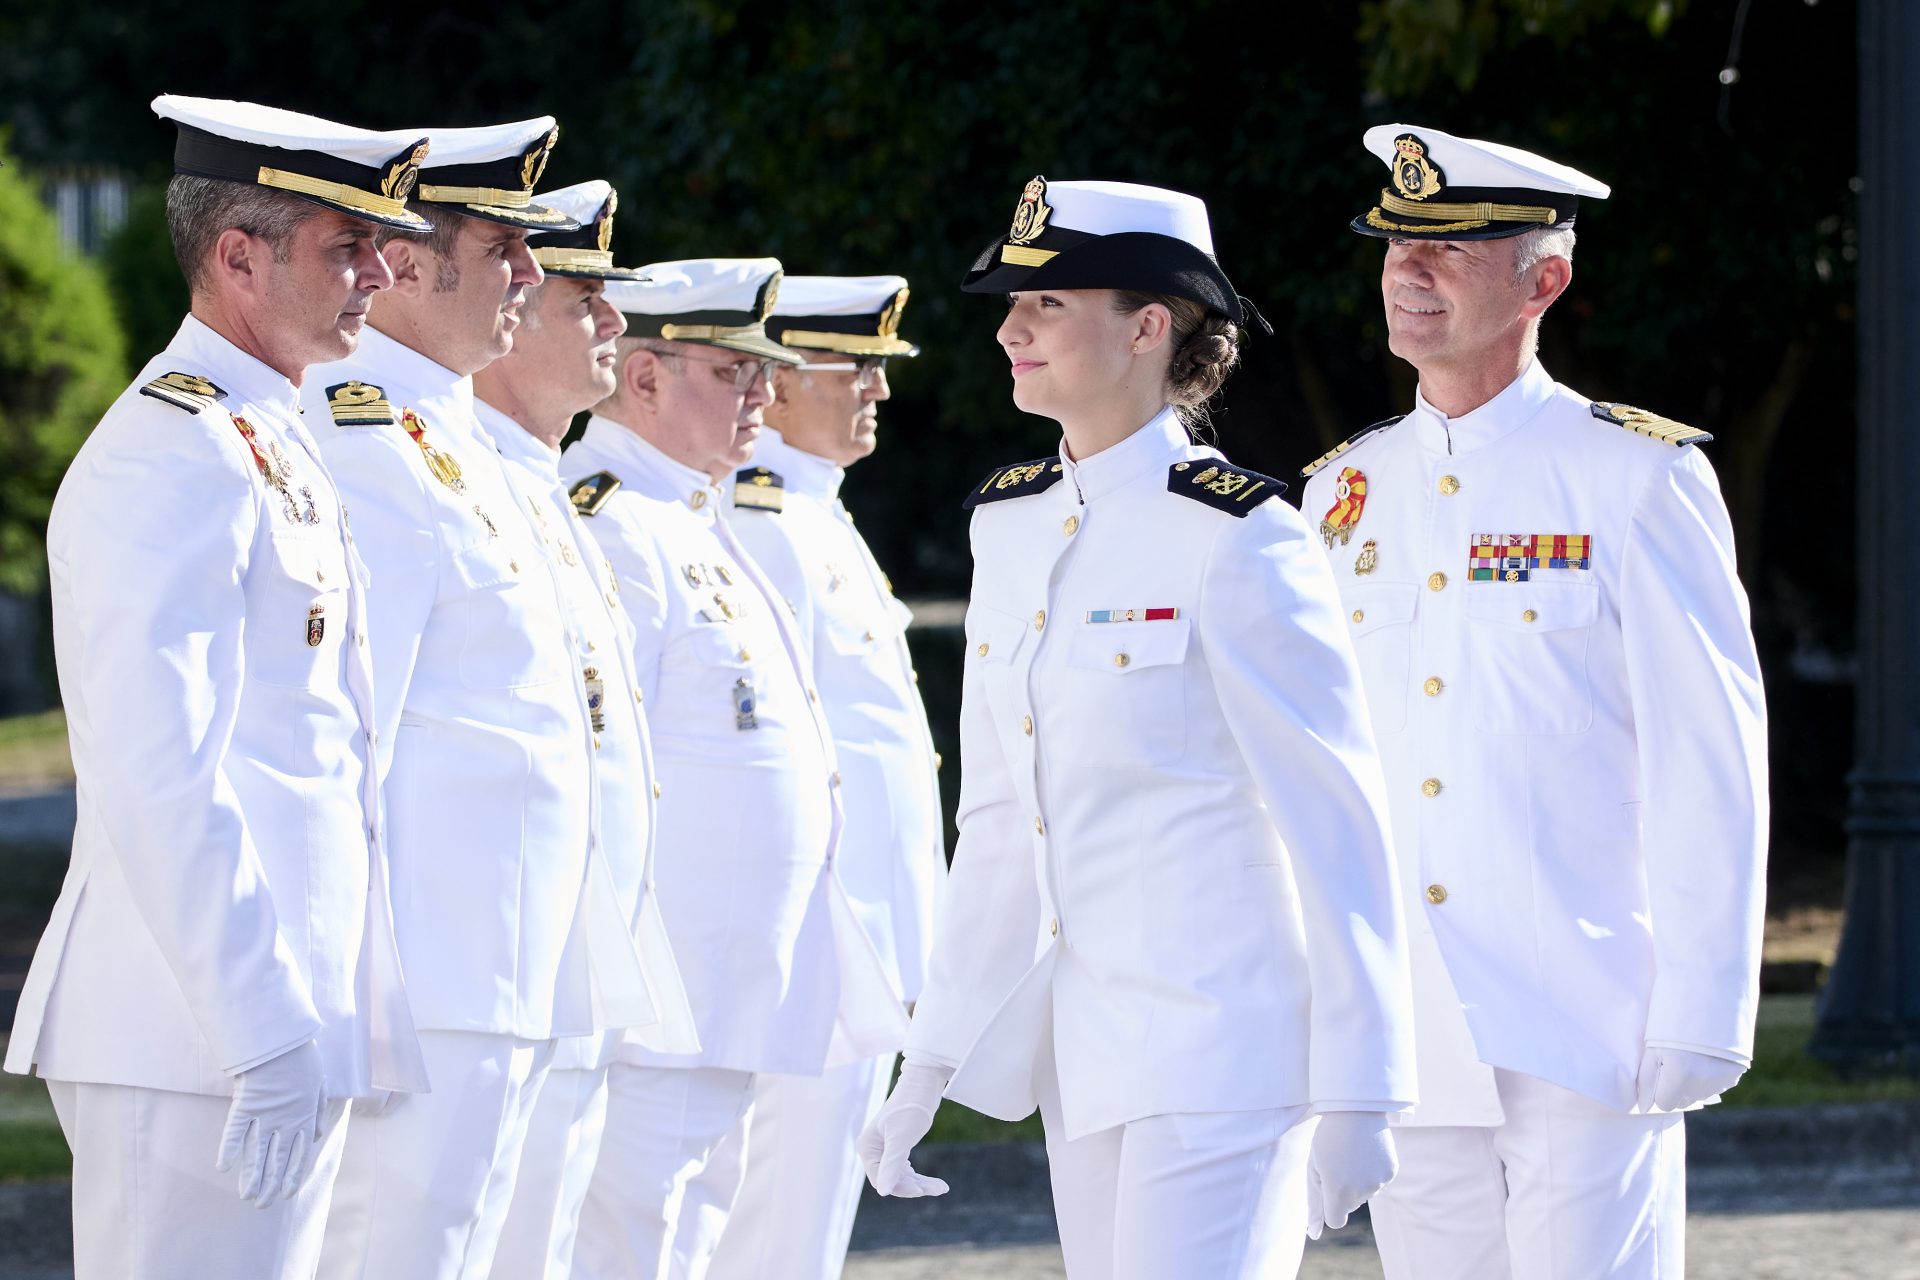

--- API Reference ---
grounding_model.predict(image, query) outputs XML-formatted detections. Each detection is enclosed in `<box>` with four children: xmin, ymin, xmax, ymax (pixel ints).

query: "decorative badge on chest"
<box><xmin>230</xmin><ymin>416</ymin><xmax>318</xmax><ymax>525</ymax></box>
<box><xmin>306</xmin><ymin>604</ymin><xmax>325</xmax><ymax>647</ymax></box>
<box><xmin>1320</xmin><ymin>466</ymin><xmax>1367</xmax><ymax>548</ymax></box>
<box><xmin>1467</xmin><ymin>533</ymin><xmax>1593</xmax><ymax>582</ymax></box>
<box><xmin>584</xmin><ymin>667</ymin><xmax>606</xmax><ymax>732</ymax></box>
<box><xmin>400</xmin><ymin>410</ymin><xmax>466</xmax><ymax>493</ymax></box>
<box><xmin>733</xmin><ymin>676</ymin><xmax>758</xmax><ymax>731</ymax></box>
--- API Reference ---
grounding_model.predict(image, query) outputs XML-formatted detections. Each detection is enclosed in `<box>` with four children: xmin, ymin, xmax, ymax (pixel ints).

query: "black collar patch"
<box><xmin>139</xmin><ymin>371</ymin><xmax>228</xmax><ymax>415</ymax></box>
<box><xmin>1168</xmin><ymin>460</ymin><xmax>1285</xmax><ymax>516</ymax></box>
<box><xmin>963</xmin><ymin>457</ymin><xmax>1066</xmax><ymax>509</ymax></box>
<box><xmin>568</xmin><ymin>471</ymin><xmax>622</xmax><ymax>516</ymax></box>
<box><xmin>734</xmin><ymin>467</ymin><xmax>784</xmax><ymax>512</ymax></box>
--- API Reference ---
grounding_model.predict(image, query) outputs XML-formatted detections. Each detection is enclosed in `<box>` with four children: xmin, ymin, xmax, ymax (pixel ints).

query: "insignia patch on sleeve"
<box><xmin>1167</xmin><ymin>461</ymin><xmax>1285</xmax><ymax>516</ymax></box>
<box><xmin>569</xmin><ymin>471</ymin><xmax>622</xmax><ymax>516</ymax></box>
<box><xmin>139</xmin><ymin>371</ymin><xmax>228</xmax><ymax>415</ymax></box>
<box><xmin>1590</xmin><ymin>401</ymin><xmax>1713</xmax><ymax>446</ymax></box>
<box><xmin>733</xmin><ymin>467</ymin><xmax>784</xmax><ymax>512</ymax></box>
<box><xmin>326</xmin><ymin>380</ymin><xmax>397</xmax><ymax>427</ymax></box>
<box><xmin>962</xmin><ymin>458</ymin><xmax>1066</xmax><ymax>509</ymax></box>
<box><xmin>1301</xmin><ymin>415</ymin><xmax>1404</xmax><ymax>478</ymax></box>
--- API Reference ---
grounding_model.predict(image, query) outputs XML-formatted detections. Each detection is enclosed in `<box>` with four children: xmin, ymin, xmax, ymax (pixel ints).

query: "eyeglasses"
<box><xmin>793</xmin><ymin>357</ymin><xmax>889</xmax><ymax>389</ymax></box>
<box><xmin>671</xmin><ymin>350</ymin><xmax>780</xmax><ymax>392</ymax></box>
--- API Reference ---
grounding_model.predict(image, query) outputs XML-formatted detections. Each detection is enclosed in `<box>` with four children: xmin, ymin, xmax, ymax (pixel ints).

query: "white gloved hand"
<box><xmin>1305</xmin><ymin>1111</ymin><xmax>1397</xmax><ymax>1240</ymax></box>
<box><xmin>856</xmin><ymin>1061</ymin><xmax>952</xmax><ymax>1198</ymax></box>
<box><xmin>215</xmin><ymin>1040</ymin><xmax>329</xmax><ymax>1207</ymax></box>
<box><xmin>1635</xmin><ymin>1046</ymin><xmax>1747</xmax><ymax>1112</ymax></box>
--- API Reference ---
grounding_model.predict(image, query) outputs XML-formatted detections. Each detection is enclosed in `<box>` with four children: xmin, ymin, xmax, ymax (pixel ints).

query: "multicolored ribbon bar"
<box><xmin>1467</xmin><ymin>533</ymin><xmax>1591</xmax><ymax>581</ymax></box>
<box><xmin>1085</xmin><ymin>607</ymin><xmax>1179</xmax><ymax>623</ymax></box>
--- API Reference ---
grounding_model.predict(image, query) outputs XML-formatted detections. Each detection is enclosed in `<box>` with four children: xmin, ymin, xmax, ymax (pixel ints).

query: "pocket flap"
<box><xmin>967</xmin><ymin>605</ymin><xmax>1031</xmax><ymax>665</ymax></box>
<box><xmin>1342</xmin><ymin>581</ymin><xmax>1419</xmax><ymax>637</ymax></box>
<box><xmin>1066</xmin><ymin>616</ymin><xmax>1191</xmax><ymax>674</ymax></box>
<box><xmin>1465</xmin><ymin>580</ymin><xmax>1600</xmax><ymax>632</ymax></box>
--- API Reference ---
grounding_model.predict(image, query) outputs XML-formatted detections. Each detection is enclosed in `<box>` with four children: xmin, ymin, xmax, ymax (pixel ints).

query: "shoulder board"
<box><xmin>139</xmin><ymin>371</ymin><xmax>228</xmax><ymax>415</ymax></box>
<box><xmin>1167</xmin><ymin>460</ymin><xmax>1286</xmax><ymax>516</ymax></box>
<box><xmin>733</xmin><ymin>467</ymin><xmax>784</xmax><ymax>512</ymax></box>
<box><xmin>326</xmin><ymin>380</ymin><xmax>397</xmax><ymax>427</ymax></box>
<box><xmin>1590</xmin><ymin>401</ymin><xmax>1713</xmax><ymax>447</ymax></box>
<box><xmin>962</xmin><ymin>457</ymin><xmax>1066</xmax><ymax>510</ymax></box>
<box><xmin>1301</xmin><ymin>416</ymin><xmax>1403</xmax><ymax>478</ymax></box>
<box><xmin>569</xmin><ymin>471</ymin><xmax>622</xmax><ymax>516</ymax></box>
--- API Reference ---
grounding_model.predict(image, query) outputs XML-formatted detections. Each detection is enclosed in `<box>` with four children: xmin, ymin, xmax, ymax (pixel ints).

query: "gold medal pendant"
<box><xmin>401</xmin><ymin>409</ymin><xmax>466</xmax><ymax>493</ymax></box>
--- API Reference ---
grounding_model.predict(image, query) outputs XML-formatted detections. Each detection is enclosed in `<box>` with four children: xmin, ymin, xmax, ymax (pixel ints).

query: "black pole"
<box><xmin>1810</xmin><ymin>0</ymin><xmax>1920</xmax><ymax>1073</ymax></box>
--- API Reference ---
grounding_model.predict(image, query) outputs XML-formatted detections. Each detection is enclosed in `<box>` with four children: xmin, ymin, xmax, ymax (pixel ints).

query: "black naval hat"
<box><xmin>606</xmin><ymin>258</ymin><xmax>803</xmax><ymax>365</ymax></box>
<box><xmin>770</xmin><ymin>275</ymin><xmax>919</xmax><ymax>358</ymax></box>
<box><xmin>409</xmin><ymin>117</ymin><xmax>578</xmax><ymax>231</ymax></box>
<box><xmin>526</xmin><ymin>180</ymin><xmax>647</xmax><ymax>281</ymax></box>
<box><xmin>1350</xmin><ymin>124</ymin><xmax>1610</xmax><ymax>242</ymax></box>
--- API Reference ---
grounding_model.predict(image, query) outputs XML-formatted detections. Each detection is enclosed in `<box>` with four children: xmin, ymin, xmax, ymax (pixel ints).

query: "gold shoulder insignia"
<box><xmin>139</xmin><ymin>371</ymin><xmax>228</xmax><ymax>415</ymax></box>
<box><xmin>1168</xmin><ymin>460</ymin><xmax>1286</xmax><ymax>516</ymax></box>
<box><xmin>326</xmin><ymin>380</ymin><xmax>396</xmax><ymax>427</ymax></box>
<box><xmin>962</xmin><ymin>457</ymin><xmax>1066</xmax><ymax>510</ymax></box>
<box><xmin>1301</xmin><ymin>415</ymin><xmax>1403</xmax><ymax>478</ymax></box>
<box><xmin>569</xmin><ymin>471</ymin><xmax>622</xmax><ymax>516</ymax></box>
<box><xmin>733</xmin><ymin>467</ymin><xmax>784</xmax><ymax>512</ymax></box>
<box><xmin>1590</xmin><ymin>401</ymin><xmax>1713</xmax><ymax>447</ymax></box>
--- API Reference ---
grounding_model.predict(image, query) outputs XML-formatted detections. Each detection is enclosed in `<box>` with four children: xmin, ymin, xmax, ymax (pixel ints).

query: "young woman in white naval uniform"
<box><xmin>857</xmin><ymin>177</ymin><xmax>1419</xmax><ymax>1278</ymax></box>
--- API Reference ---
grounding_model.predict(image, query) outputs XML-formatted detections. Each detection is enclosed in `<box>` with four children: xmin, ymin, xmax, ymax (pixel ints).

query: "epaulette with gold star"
<box><xmin>1167</xmin><ymin>460</ymin><xmax>1286</xmax><ymax>516</ymax></box>
<box><xmin>963</xmin><ymin>457</ymin><xmax>1065</xmax><ymax>509</ymax></box>
<box><xmin>569</xmin><ymin>471</ymin><xmax>622</xmax><ymax>516</ymax></box>
<box><xmin>139</xmin><ymin>371</ymin><xmax>228</xmax><ymax>415</ymax></box>
<box><xmin>1590</xmin><ymin>401</ymin><xmax>1713</xmax><ymax>447</ymax></box>
<box><xmin>326</xmin><ymin>380</ymin><xmax>397</xmax><ymax>427</ymax></box>
<box><xmin>1301</xmin><ymin>416</ymin><xmax>1403</xmax><ymax>478</ymax></box>
<box><xmin>734</xmin><ymin>467</ymin><xmax>784</xmax><ymax>512</ymax></box>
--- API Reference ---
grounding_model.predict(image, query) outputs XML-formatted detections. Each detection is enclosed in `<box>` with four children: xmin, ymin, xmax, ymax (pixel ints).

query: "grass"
<box><xmin>0</xmin><ymin>710</ymin><xmax>70</xmax><ymax>789</ymax></box>
<box><xmin>0</xmin><ymin>1054</ymin><xmax>66</xmax><ymax>1181</ymax></box>
<box><xmin>1722</xmin><ymin>993</ymin><xmax>1920</xmax><ymax>1108</ymax></box>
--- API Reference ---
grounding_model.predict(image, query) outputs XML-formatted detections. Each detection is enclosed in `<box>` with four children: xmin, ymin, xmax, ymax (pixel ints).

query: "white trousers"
<box><xmin>706</xmin><ymin>1054</ymin><xmax>893</xmax><ymax>1280</ymax></box>
<box><xmin>48</xmin><ymin>1078</ymin><xmax>349</xmax><ymax>1280</ymax></box>
<box><xmin>1370</xmin><ymin>1068</ymin><xmax>1687</xmax><ymax>1280</ymax></box>
<box><xmin>1035</xmin><ymin>1047</ymin><xmax>1312</xmax><ymax>1280</ymax></box>
<box><xmin>317</xmin><ymin>1030</ymin><xmax>556</xmax><ymax>1280</ymax></box>
<box><xmin>573</xmin><ymin>1064</ymin><xmax>757</xmax><ymax>1280</ymax></box>
<box><xmin>492</xmin><ymin>1062</ymin><xmax>611</xmax><ymax>1279</ymax></box>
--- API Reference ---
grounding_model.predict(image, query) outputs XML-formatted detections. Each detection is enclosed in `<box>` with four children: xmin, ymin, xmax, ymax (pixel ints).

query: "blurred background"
<box><xmin>0</xmin><ymin>0</ymin><xmax>1888</xmax><ymax>1177</ymax></box>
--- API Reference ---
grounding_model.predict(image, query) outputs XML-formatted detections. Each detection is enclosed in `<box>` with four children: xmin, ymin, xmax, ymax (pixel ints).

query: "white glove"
<box><xmin>856</xmin><ymin>1061</ymin><xmax>951</xmax><ymax>1198</ymax></box>
<box><xmin>215</xmin><ymin>1040</ymin><xmax>330</xmax><ymax>1207</ymax></box>
<box><xmin>1635</xmin><ymin>1046</ymin><xmax>1747</xmax><ymax>1112</ymax></box>
<box><xmin>1305</xmin><ymin>1111</ymin><xmax>1397</xmax><ymax>1240</ymax></box>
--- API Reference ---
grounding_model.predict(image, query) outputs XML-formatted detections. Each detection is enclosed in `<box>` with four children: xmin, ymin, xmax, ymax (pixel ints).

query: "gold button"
<box><xmin>1522</xmin><ymin>609</ymin><xmax>1538</xmax><ymax>623</ymax></box>
<box><xmin>1033</xmin><ymin>610</ymin><xmax>1047</xmax><ymax>630</ymax></box>
<box><xmin>831</xmin><ymin>772</ymin><xmax>841</xmax><ymax>787</ymax></box>
<box><xmin>690</xmin><ymin>490</ymin><xmax>708</xmax><ymax>509</ymax></box>
<box><xmin>593</xmin><ymin>733</ymin><xmax>601</xmax><ymax>750</ymax></box>
<box><xmin>863</xmin><ymin>630</ymin><xmax>875</xmax><ymax>642</ymax></box>
<box><xmin>977</xmin><ymin>643</ymin><xmax>989</xmax><ymax>657</ymax></box>
<box><xmin>1351</xmin><ymin>609</ymin><xmax>1365</xmax><ymax>624</ymax></box>
<box><xmin>356</xmin><ymin>633</ymin><xmax>366</xmax><ymax>647</ymax></box>
<box><xmin>808</xmin><ymin>688</ymin><xmax>818</xmax><ymax>702</ymax></box>
<box><xmin>1421</xmin><ymin>777</ymin><xmax>1443</xmax><ymax>798</ymax></box>
<box><xmin>509</xmin><ymin>560</ymin><xmax>520</xmax><ymax>573</ymax></box>
<box><xmin>1114</xmin><ymin>652</ymin><xmax>1130</xmax><ymax>668</ymax></box>
<box><xmin>1063</xmin><ymin>515</ymin><xmax>1079</xmax><ymax>536</ymax></box>
<box><xmin>934</xmin><ymin>752</ymin><xmax>943</xmax><ymax>770</ymax></box>
<box><xmin>1034</xmin><ymin>816</ymin><xmax>1045</xmax><ymax>835</ymax></box>
<box><xmin>738</xmin><ymin>648</ymin><xmax>751</xmax><ymax>662</ymax></box>
<box><xmin>1022</xmin><ymin>714</ymin><xmax>1033</xmax><ymax>736</ymax></box>
<box><xmin>652</xmin><ymin>782</ymin><xmax>662</xmax><ymax>798</ymax></box>
<box><xmin>634</xmin><ymin>690</ymin><xmax>643</xmax><ymax>704</ymax></box>
<box><xmin>1049</xmin><ymin>918</ymin><xmax>1059</xmax><ymax>937</ymax></box>
<box><xmin>1426</xmin><ymin>884</ymin><xmax>1449</xmax><ymax>905</ymax></box>
<box><xmin>1427</xmin><ymin>571</ymin><xmax>1447</xmax><ymax>592</ymax></box>
<box><xmin>912</xmin><ymin>669</ymin><xmax>921</xmax><ymax>684</ymax></box>
<box><xmin>316</xmin><ymin>569</ymin><xmax>326</xmax><ymax>583</ymax></box>
<box><xmin>1423</xmin><ymin>676</ymin><xmax>1445</xmax><ymax>697</ymax></box>
<box><xmin>1439</xmin><ymin>475</ymin><xmax>1460</xmax><ymax>496</ymax></box>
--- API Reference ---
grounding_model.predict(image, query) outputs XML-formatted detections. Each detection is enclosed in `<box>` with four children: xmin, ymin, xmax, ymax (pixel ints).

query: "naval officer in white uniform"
<box><xmin>859</xmin><ymin>178</ymin><xmax>1417</xmax><ymax>1279</ymax></box>
<box><xmin>476</xmin><ymin>179</ymin><xmax>700</xmax><ymax>1280</ymax></box>
<box><xmin>1304</xmin><ymin>125</ymin><xmax>1769</xmax><ymax>1279</ymax></box>
<box><xmin>302</xmin><ymin>120</ymin><xmax>662</xmax><ymax>1280</ymax></box>
<box><xmin>561</xmin><ymin>259</ymin><xmax>909</xmax><ymax>1279</ymax></box>
<box><xmin>5</xmin><ymin>96</ymin><xmax>432</xmax><ymax>1279</ymax></box>
<box><xmin>713</xmin><ymin>275</ymin><xmax>944</xmax><ymax>1280</ymax></box>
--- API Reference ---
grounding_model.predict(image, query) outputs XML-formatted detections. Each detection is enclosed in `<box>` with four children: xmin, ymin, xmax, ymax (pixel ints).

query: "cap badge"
<box><xmin>757</xmin><ymin>270</ymin><xmax>783</xmax><ymax>321</ymax></box>
<box><xmin>1009</xmin><ymin>175</ymin><xmax>1052</xmax><ymax>245</ymax></box>
<box><xmin>1391</xmin><ymin>134</ymin><xmax>1445</xmax><ymax>202</ymax></box>
<box><xmin>1319</xmin><ymin>466</ymin><xmax>1368</xmax><ymax>548</ymax></box>
<box><xmin>878</xmin><ymin>287</ymin><xmax>909</xmax><ymax>338</ymax></box>
<box><xmin>380</xmin><ymin>141</ymin><xmax>429</xmax><ymax>203</ymax></box>
<box><xmin>595</xmin><ymin>191</ymin><xmax>617</xmax><ymax>253</ymax></box>
<box><xmin>521</xmin><ymin>127</ymin><xmax>559</xmax><ymax>190</ymax></box>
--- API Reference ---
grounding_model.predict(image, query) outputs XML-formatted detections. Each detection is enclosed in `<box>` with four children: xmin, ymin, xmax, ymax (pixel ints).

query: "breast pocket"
<box><xmin>1060</xmin><ymin>618</ymin><xmax>1190</xmax><ymax>768</ymax></box>
<box><xmin>449</xmin><ymin>542</ymin><xmax>569</xmax><ymax>690</ymax></box>
<box><xmin>1466</xmin><ymin>581</ymin><xmax>1599</xmax><ymax>734</ymax></box>
<box><xmin>824</xmin><ymin>596</ymin><xmax>910</xmax><ymax>658</ymax></box>
<box><xmin>1341</xmin><ymin>581</ymin><xmax>1419</xmax><ymax>733</ymax></box>
<box><xmin>247</xmin><ymin>534</ymin><xmax>349</xmax><ymax>689</ymax></box>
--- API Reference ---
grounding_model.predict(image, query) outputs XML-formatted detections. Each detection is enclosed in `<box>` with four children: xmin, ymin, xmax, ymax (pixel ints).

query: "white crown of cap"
<box><xmin>151</xmin><ymin>95</ymin><xmax>428</xmax><ymax>167</ymax></box>
<box><xmin>1042</xmin><ymin>180</ymin><xmax>1215</xmax><ymax>256</ymax></box>
<box><xmin>609</xmin><ymin>257</ymin><xmax>782</xmax><ymax>315</ymax></box>
<box><xmin>772</xmin><ymin>275</ymin><xmax>907</xmax><ymax>317</ymax></box>
<box><xmin>1363</xmin><ymin>124</ymin><xmax>1610</xmax><ymax>199</ymax></box>
<box><xmin>409</xmin><ymin>116</ymin><xmax>558</xmax><ymax>168</ymax></box>
<box><xmin>533</xmin><ymin>179</ymin><xmax>612</xmax><ymax>226</ymax></box>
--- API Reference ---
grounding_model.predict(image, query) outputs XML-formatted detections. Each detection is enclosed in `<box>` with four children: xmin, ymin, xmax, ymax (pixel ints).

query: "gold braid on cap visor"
<box><xmin>416</xmin><ymin>183</ymin><xmax>533</xmax><ymax>208</ymax></box>
<box><xmin>1367</xmin><ymin>189</ymin><xmax>1562</xmax><ymax>233</ymax></box>
<box><xmin>256</xmin><ymin>167</ymin><xmax>411</xmax><ymax>219</ymax></box>
<box><xmin>1000</xmin><ymin>243</ymin><xmax>1058</xmax><ymax>266</ymax></box>
<box><xmin>532</xmin><ymin>248</ymin><xmax>615</xmax><ymax>271</ymax></box>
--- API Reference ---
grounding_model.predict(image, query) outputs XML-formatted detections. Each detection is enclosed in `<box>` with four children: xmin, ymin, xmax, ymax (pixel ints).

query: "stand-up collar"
<box><xmin>475</xmin><ymin>398</ymin><xmax>560</xmax><ymax>481</ymax></box>
<box><xmin>171</xmin><ymin>314</ymin><xmax>302</xmax><ymax>415</ymax></box>
<box><xmin>751</xmin><ymin>428</ymin><xmax>844</xmax><ymax>502</ymax></box>
<box><xmin>1406</xmin><ymin>358</ymin><xmax>1557</xmax><ymax>456</ymax></box>
<box><xmin>1062</xmin><ymin>405</ymin><xmax>1189</xmax><ymax>503</ymax></box>
<box><xmin>578</xmin><ymin>414</ymin><xmax>722</xmax><ymax>517</ymax></box>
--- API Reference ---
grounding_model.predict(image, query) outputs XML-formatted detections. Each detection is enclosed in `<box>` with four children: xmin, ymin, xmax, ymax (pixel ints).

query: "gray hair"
<box><xmin>1513</xmin><ymin>224</ymin><xmax>1577</xmax><ymax>283</ymax></box>
<box><xmin>165</xmin><ymin>175</ymin><xmax>317</xmax><ymax>295</ymax></box>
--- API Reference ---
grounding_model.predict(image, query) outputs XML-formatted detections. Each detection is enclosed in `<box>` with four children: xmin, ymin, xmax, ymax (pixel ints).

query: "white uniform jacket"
<box><xmin>559</xmin><ymin>417</ymin><xmax>907</xmax><ymax>1074</ymax></box>
<box><xmin>907</xmin><ymin>408</ymin><xmax>1416</xmax><ymax>1142</ymax></box>
<box><xmin>8</xmin><ymin>316</ymin><xmax>426</xmax><ymax>1098</ymax></box>
<box><xmin>484</xmin><ymin>404</ymin><xmax>700</xmax><ymax>1069</ymax></box>
<box><xmin>728</xmin><ymin>429</ymin><xmax>947</xmax><ymax>1006</ymax></box>
<box><xmin>1299</xmin><ymin>359</ymin><xmax>1769</xmax><ymax>1120</ymax></box>
<box><xmin>303</xmin><ymin>329</ymin><xmax>651</xmax><ymax>1043</ymax></box>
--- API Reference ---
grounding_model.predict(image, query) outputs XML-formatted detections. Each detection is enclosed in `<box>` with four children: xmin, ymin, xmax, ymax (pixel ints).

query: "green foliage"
<box><xmin>100</xmin><ymin>184</ymin><xmax>187</xmax><ymax>364</ymax></box>
<box><xmin>1361</xmin><ymin>0</ymin><xmax>1687</xmax><ymax>93</ymax></box>
<box><xmin>0</xmin><ymin>143</ymin><xmax>127</xmax><ymax>594</ymax></box>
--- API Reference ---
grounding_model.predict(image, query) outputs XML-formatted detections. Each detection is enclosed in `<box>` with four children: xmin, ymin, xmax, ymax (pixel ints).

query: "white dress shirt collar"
<box><xmin>1406</xmin><ymin>358</ymin><xmax>1557</xmax><ymax>456</ymax></box>
<box><xmin>173</xmin><ymin>314</ymin><xmax>302</xmax><ymax>417</ymax></box>
<box><xmin>750</xmin><ymin>428</ymin><xmax>844</xmax><ymax>503</ymax></box>
<box><xmin>578</xmin><ymin>414</ymin><xmax>722</xmax><ymax>517</ymax></box>
<box><xmin>476</xmin><ymin>398</ymin><xmax>560</xmax><ymax>481</ymax></box>
<box><xmin>1062</xmin><ymin>405</ymin><xmax>1188</xmax><ymax>503</ymax></box>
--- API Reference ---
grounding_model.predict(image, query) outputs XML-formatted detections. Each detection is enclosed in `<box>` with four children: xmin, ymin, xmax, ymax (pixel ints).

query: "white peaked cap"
<box><xmin>152</xmin><ymin>96</ymin><xmax>426</xmax><ymax>164</ymax></box>
<box><xmin>1362</xmin><ymin>124</ymin><xmax>1610</xmax><ymax>198</ymax></box>
<box><xmin>415</xmin><ymin>116</ymin><xmax>560</xmax><ymax>167</ymax></box>
<box><xmin>1043</xmin><ymin>180</ymin><xmax>1215</xmax><ymax>254</ymax></box>
<box><xmin>610</xmin><ymin>258</ymin><xmax>798</xmax><ymax>364</ymax></box>
<box><xmin>531</xmin><ymin>179</ymin><xmax>611</xmax><ymax>227</ymax></box>
<box><xmin>772</xmin><ymin>274</ymin><xmax>908</xmax><ymax>316</ymax></box>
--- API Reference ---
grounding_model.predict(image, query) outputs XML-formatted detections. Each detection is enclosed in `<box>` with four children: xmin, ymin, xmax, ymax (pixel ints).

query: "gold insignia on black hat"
<box><xmin>1009</xmin><ymin>176</ymin><xmax>1052</xmax><ymax>245</ymax></box>
<box><xmin>595</xmin><ymin>192</ymin><xmax>616</xmax><ymax>253</ymax></box>
<box><xmin>521</xmin><ymin>128</ymin><xmax>559</xmax><ymax>190</ymax></box>
<box><xmin>1391</xmin><ymin>134</ymin><xmax>1445</xmax><ymax>201</ymax></box>
<box><xmin>877</xmin><ymin>287</ymin><xmax>908</xmax><ymax>339</ymax></box>
<box><xmin>381</xmin><ymin>142</ymin><xmax>429</xmax><ymax>203</ymax></box>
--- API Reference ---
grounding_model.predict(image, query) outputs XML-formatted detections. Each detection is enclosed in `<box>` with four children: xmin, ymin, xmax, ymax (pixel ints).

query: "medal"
<box><xmin>1355</xmin><ymin>539</ymin><xmax>1379</xmax><ymax>576</ymax></box>
<box><xmin>583</xmin><ymin>666</ymin><xmax>606</xmax><ymax>732</ymax></box>
<box><xmin>401</xmin><ymin>409</ymin><xmax>466</xmax><ymax>493</ymax></box>
<box><xmin>306</xmin><ymin>604</ymin><xmax>325</xmax><ymax>647</ymax></box>
<box><xmin>733</xmin><ymin>676</ymin><xmax>758</xmax><ymax>730</ymax></box>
